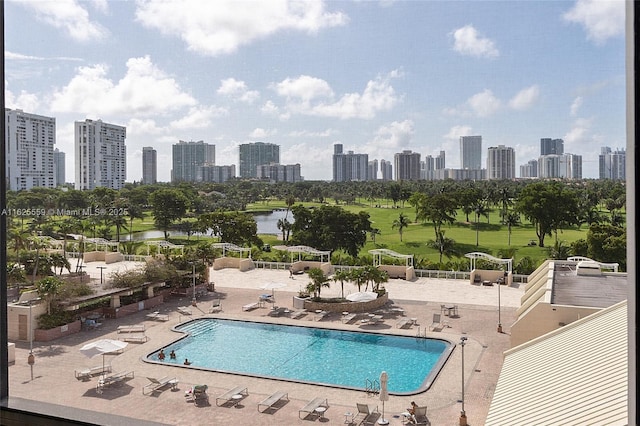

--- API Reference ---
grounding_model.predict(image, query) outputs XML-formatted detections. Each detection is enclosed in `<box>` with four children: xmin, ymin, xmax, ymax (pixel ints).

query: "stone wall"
<box><xmin>34</xmin><ymin>320</ymin><xmax>81</xmax><ymax>342</ymax></box>
<box><xmin>303</xmin><ymin>292</ymin><xmax>388</xmax><ymax>313</ymax></box>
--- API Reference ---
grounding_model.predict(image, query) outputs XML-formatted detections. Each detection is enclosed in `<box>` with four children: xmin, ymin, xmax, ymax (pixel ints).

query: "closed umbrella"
<box><xmin>378</xmin><ymin>371</ymin><xmax>389</xmax><ymax>425</ymax></box>
<box><xmin>346</xmin><ymin>292</ymin><xmax>378</xmax><ymax>302</ymax></box>
<box><xmin>260</xmin><ymin>281</ymin><xmax>287</xmax><ymax>297</ymax></box>
<box><xmin>80</xmin><ymin>339</ymin><xmax>128</xmax><ymax>376</ymax></box>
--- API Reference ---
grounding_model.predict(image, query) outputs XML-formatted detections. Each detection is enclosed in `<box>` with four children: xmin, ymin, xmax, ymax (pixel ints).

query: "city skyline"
<box><xmin>4</xmin><ymin>1</ymin><xmax>625</xmax><ymax>182</ymax></box>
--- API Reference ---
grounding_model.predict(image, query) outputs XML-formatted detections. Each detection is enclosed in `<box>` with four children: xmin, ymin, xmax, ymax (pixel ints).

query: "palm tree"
<box><xmin>427</xmin><ymin>231</ymin><xmax>458</xmax><ymax>266</ymax></box>
<box><xmin>126</xmin><ymin>205</ymin><xmax>145</xmax><ymax>241</ymax></box>
<box><xmin>392</xmin><ymin>213</ymin><xmax>411</xmax><ymax>242</ymax></box>
<box><xmin>36</xmin><ymin>276</ymin><xmax>63</xmax><ymax>315</ymax></box>
<box><xmin>349</xmin><ymin>267</ymin><xmax>368</xmax><ymax>292</ymax></box>
<box><xmin>473</xmin><ymin>201</ymin><xmax>489</xmax><ymax>246</ymax></box>
<box><xmin>332</xmin><ymin>269</ymin><xmax>351</xmax><ymax>298</ymax></box>
<box><xmin>369</xmin><ymin>228</ymin><xmax>381</xmax><ymax>245</ymax></box>
<box><xmin>306</xmin><ymin>268</ymin><xmax>330</xmax><ymax>299</ymax></box>
<box><xmin>503</xmin><ymin>212</ymin><xmax>521</xmax><ymax>246</ymax></box>
<box><xmin>56</xmin><ymin>220</ymin><xmax>75</xmax><ymax>257</ymax></box>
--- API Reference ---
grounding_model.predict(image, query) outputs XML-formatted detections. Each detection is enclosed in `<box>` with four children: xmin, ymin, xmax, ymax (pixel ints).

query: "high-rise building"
<box><xmin>380</xmin><ymin>159</ymin><xmax>393</xmax><ymax>181</ymax></box>
<box><xmin>537</xmin><ymin>153</ymin><xmax>581</xmax><ymax>179</ymax></box>
<box><xmin>171</xmin><ymin>140</ymin><xmax>215</xmax><ymax>182</ymax></box>
<box><xmin>421</xmin><ymin>155</ymin><xmax>435</xmax><ymax>180</ymax></box>
<box><xmin>53</xmin><ymin>148</ymin><xmax>65</xmax><ymax>186</ymax></box>
<box><xmin>540</xmin><ymin>138</ymin><xmax>564</xmax><ymax>155</ymax></box>
<box><xmin>486</xmin><ymin>145</ymin><xmax>516</xmax><ymax>180</ymax></box>
<box><xmin>368</xmin><ymin>159</ymin><xmax>379</xmax><ymax>180</ymax></box>
<box><xmin>435</xmin><ymin>150</ymin><xmax>446</xmax><ymax>169</ymax></box>
<box><xmin>394</xmin><ymin>150</ymin><xmax>421</xmax><ymax>181</ymax></box>
<box><xmin>332</xmin><ymin>144</ymin><xmax>368</xmax><ymax>181</ymax></box>
<box><xmin>238</xmin><ymin>142</ymin><xmax>280</xmax><ymax>178</ymax></box>
<box><xmin>460</xmin><ymin>136</ymin><xmax>482</xmax><ymax>170</ymax></box>
<box><xmin>75</xmin><ymin>119</ymin><xmax>126</xmax><ymax>190</ymax></box>
<box><xmin>599</xmin><ymin>147</ymin><xmax>626</xmax><ymax>180</ymax></box>
<box><xmin>198</xmin><ymin>164</ymin><xmax>235</xmax><ymax>183</ymax></box>
<box><xmin>142</xmin><ymin>147</ymin><xmax>157</xmax><ymax>185</ymax></box>
<box><xmin>257</xmin><ymin>163</ymin><xmax>302</xmax><ymax>183</ymax></box>
<box><xmin>520</xmin><ymin>159</ymin><xmax>538</xmax><ymax>178</ymax></box>
<box><xmin>4</xmin><ymin>109</ymin><xmax>56</xmax><ymax>190</ymax></box>
<box><xmin>564</xmin><ymin>153</ymin><xmax>582</xmax><ymax>180</ymax></box>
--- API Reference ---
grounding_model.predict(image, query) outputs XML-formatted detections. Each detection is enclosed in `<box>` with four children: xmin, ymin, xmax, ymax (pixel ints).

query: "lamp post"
<box><xmin>459</xmin><ymin>336</ymin><xmax>468</xmax><ymax>426</ymax></box>
<box><xmin>78</xmin><ymin>265</ymin><xmax>85</xmax><ymax>283</ymax></box>
<box><xmin>27</xmin><ymin>298</ymin><xmax>40</xmax><ymax>381</ymax></box>
<box><xmin>191</xmin><ymin>262</ymin><xmax>197</xmax><ymax>307</ymax></box>
<box><xmin>497</xmin><ymin>274</ymin><xmax>502</xmax><ymax>333</ymax></box>
<box><xmin>97</xmin><ymin>266</ymin><xmax>107</xmax><ymax>284</ymax></box>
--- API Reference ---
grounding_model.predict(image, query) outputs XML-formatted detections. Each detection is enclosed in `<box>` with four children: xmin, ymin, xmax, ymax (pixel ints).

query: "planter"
<box><xmin>304</xmin><ymin>293</ymin><xmax>389</xmax><ymax>313</ymax></box>
<box><xmin>35</xmin><ymin>320</ymin><xmax>81</xmax><ymax>342</ymax></box>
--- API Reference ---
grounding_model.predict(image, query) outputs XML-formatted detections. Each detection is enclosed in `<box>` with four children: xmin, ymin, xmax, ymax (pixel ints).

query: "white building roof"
<box><xmin>486</xmin><ymin>300</ymin><xmax>628</xmax><ymax>426</ymax></box>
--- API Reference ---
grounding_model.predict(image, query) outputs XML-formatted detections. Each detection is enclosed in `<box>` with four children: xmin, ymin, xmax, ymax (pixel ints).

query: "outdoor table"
<box><xmin>231</xmin><ymin>394</ymin><xmax>244</xmax><ymax>407</ymax></box>
<box><xmin>315</xmin><ymin>406</ymin><xmax>327</xmax><ymax>419</ymax></box>
<box><xmin>444</xmin><ymin>305</ymin><xmax>456</xmax><ymax>316</ymax></box>
<box><xmin>344</xmin><ymin>411</ymin><xmax>354</xmax><ymax>424</ymax></box>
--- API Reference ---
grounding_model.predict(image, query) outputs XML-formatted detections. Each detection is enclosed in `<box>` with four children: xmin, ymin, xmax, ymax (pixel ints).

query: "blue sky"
<box><xmin>4</xmin><ymin>0</ymin><xmax>626</xmax><ymax>182</ymax></box>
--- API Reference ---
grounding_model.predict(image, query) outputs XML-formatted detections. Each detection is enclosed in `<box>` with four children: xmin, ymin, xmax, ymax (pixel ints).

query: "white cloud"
<box><xmin>282</xmin><ymin>142</ymin><xmax>334</xmax><ymax>179</ymax></box>
<box><xmin>441</xmin><ymin>125</ymin><xmax>474</xmax><ymax>169</ymax></box>
<box><xmin>563</xmin><ymin>118</ymin><xmax>592</xmax><ymax>145</ymax></box>
<box><xmin>50</xmin><ymin>56</ymin><xmax>197</xmax><ymax>117</ymax></box>
<box><xmin>508</xmin><ymin>85</ymin><xmax>540</xmax><ymax>110</ymax></box>
<box><xmin>563</xmin><ymin>0</ymin><xmax>625</xmax><ymax>44</ymax></box>
<box><xmin>451</xmin><ymin>25</ymin><xmax>499</xmax><ymax>58</ymax></box>
<box><xmin>271</xmin><ymin>75</ymin><xmax>334</xmax><ymax>103</ymax></box>
<box><xmin>135</xmin><ymin>0</ymin><xmax>348</xmax><ymax>56</ymax></box>
<box><xmin>5</xmin><ymin>51</ymin><xmax>83</xmax><ymax>61</ymax></box>
<box><xmin>444</xmin><ymin>125</ymin><xmax>474</xmax><ymax>141</ymax></box>
<box><xmin>466</xmin><ymin>89</ymin><xmax>501</xmax><ymax>117</ymax></box>
<box><xmin>288</xmin><ymin>128</ymin><xmax>337</xmax><ymax>137</ymax></box>
<box><xmin>570</xmin><ymin>96</ymin><xmax>584</xmax><ymax>116</ymax></box>
<box><xmin>249</xmin><ymin>128</ymin><xmax>278</xmax><ymax>139</ymax></box>
<box><xmin>17</xmin><ymin>0</ymin><xmax>109</xmax><ymax>42</ymax></box>
<box><xmin>369</xmin><ymin>120</ymin><xmax>414</xmax><ymax>148</ymax></box>
<box><xmin>5</xmin><ymin>87</ymin><xmax>41</xmax><ymax>113</ymax></box>
<box><xmin>217</xmin><ymin>78</ymin><xmax>260</xmax><ymax>104</ymax></box>
<box><xmin>169</xmin><ymin>106</ymin><xmax>228</xmax><ymax>130</ymax></box>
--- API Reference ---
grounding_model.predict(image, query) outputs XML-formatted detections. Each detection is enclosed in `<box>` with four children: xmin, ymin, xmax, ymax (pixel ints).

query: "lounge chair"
<box><xmin>74</xmin><ymin>364</ymin><xmax>112</xmax><ymax>380</ymax></box>
<box><xmin>209</xmin><ymin>299</ymin><xmax>222</xmax><ymax>313</ymax></box>
<box><xmin>215</xmin><ymin>385</ymin><xmax>248</xmax><ymax>406</ymax></box>
<box><xmin>146</xmin><ymin>311</ymin><xmax>169</xmax><ymax>321</ymax></box>
<box><xmin>290</xmin><ymin>309</ymin><xmax>307</xmax><ymax>319</ymax></box>
<box><xmin>177</xmin><ymin>306</ymin><xmax>192</xmax><ymax>315</ymax></box>
<box><xmin>314</xmin><ymin>310</ymin><xmax>329</xmax><ymax>321</ymax></box>
<box><xmin>342</xmin><ymin>313</ymin><xmax>357</xmax><ymax>324</ymax></box>
<box><xmin>117</xmin><ymin>325</ymin><xmax>145</xmax><ymax>333</ymax></box>
<box><xmin>96</xmin><ymin>371</ymin><xmax>134</xmax><ymax>393</ymax></box>
<box><xmin>142</xmin><ymin>376</ymin><xmax>178</xmax><ymax>395</ymax></box>
<box><xmin>411</xmin><ymin>406</ymin><xmax>429</xmax><ymax>425</ymax></box>
<box><xmin>354</xmin><ymin>403</ymin><xmax>379</xmax><ymax>425</ymax></box>
<box><xmin>429</xmin><ymin>313</ymin><xmax>443</xmax><ymax>331</ymax></box>
<box><xmin>186</xmin><ymin>384</ymin><xmax>209</xmax><ymax>406</ymax></box>
<box><xmin>118</xmin><ymin>332</ymin><xmax>148</xmax><ymax>343</ymax></box>
<box><xmin>257</xmin><ymin>390</ymin><xmax>289</xmax><ymax>413</ymax></box>
<box><xmin>298</xmin><ymin>397</ymin><xmax>329</xmax><ymax>420</ymax></box>
<box><xmin>242</xmin><ymin>302</ymin><xmax>259</xmax><ymax>311</ymax></box>
<box><xmin>396</xmin><ymin>317</ymin><xmax>412</xmax><ymax>329</ymax></box>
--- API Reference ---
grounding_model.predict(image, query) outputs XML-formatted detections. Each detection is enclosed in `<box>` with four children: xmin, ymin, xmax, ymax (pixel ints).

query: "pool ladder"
<box><xmin>415</xmin><ymin>327</ymin><xmax>426</xmax><ymax>338</ymax></box>
<box><xmin>365</xmin><ymin>378</ymin><xmax>380</xmax><ymax>396</ymax></box>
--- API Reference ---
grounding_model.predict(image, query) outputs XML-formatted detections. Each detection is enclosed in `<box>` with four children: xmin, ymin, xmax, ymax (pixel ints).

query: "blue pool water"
<box><xmin>148</xmin><ymin>319</ymin><xmax>453</xmax><ymax>395</ymax></box>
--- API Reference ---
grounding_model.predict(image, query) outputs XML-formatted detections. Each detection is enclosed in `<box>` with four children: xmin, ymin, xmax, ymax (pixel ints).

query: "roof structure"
<box><xmin>272</xmin><ymin>245</ymin><xmax>330</xmax><ymax>262</ymax></box>
<box><xmin>567</xmin><ymin>256</ymin><xmax>619</xmax><ymax>272</ymax></box>
<box><xmin>84</xmin><ymin>237</ymin><xmax>120</xmax><ymax>252</ymax></box>
<box><xmin>368</xmin><ymin>249</ymin><xmax>413</xmax><ymax>267</ymax></box>
<box><xmin>212</xmin><ymin>242</ymin><xmax>252</xmax><ymax>258</ymax></box>
<box><xmin>464</xmin><ymin>251</ymin><xmax>512</xmax><ymax>272</ymax></box>
<box><xmin>486</xmin><ymin>301</ymin><xmax>628</xmax><ymax>425</ymax></box>
<box><xmin>145</xmin><ymin>240</ymin><xmax>184</xmax><ymax>255</ymax></box>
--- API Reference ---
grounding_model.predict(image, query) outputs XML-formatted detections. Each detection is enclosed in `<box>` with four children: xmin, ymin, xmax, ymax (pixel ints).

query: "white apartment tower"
<box><xmin>460</xmin><ymin>136</ymin><xmax>482</xmax><ymax>170</ymax></box>
<box><xmin>75</xmin><ymin>119</ymin><xmax>127</xmax><ymax>190</ymax></box>
<box><xmin>4</xmin><ymin>109</ymin><xmax>56</xmax><ymax>190</ymax></box>
<box><xmin>486</xmin><ymin>145</ymin><xmax>516</xmax><ymax>180</ymax></box>
<box><xmin>142</xmin><ymin>146</ymin><xmax>157</xmax><ymax>185</ymax></box>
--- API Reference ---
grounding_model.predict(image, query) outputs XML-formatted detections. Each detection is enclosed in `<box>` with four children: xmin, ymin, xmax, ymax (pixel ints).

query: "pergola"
<box><xmin>368</xmin><ymin>248</ymin><xmax>414</xmax><ymax>267</ymax></box>
<box><xmin>211</xmin><ymin>242</ymin><xmax>252</xmax><ymax>259</ymax></box>
<box><xmin>273</xmin><ymin>245</ymin><xmax>331</xmax><ymax>263</ymax></box>
<box><xmin>83</xmin><ymin>237</ymin><xmax>120</xmax><ymax>252</ymax></box>
<box><xmin>145</xmin><ymin>240</ymin><xmax>184</xmax><ymax>255</ymax></box>
<box><xmin>567</xmin><ymin>256</ymin><xmax>619</xmax><ymax>272</ymax></box>
<box><xmin>465</xmin><ymin>252</ymin><xmax>512</xmax><ymax>272</ymax></box>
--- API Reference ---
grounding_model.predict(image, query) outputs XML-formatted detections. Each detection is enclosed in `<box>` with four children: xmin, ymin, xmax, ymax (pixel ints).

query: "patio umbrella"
<box><xmin>260</xmin><ymin>281</ymin><xmax>287</xmax><ymax>297</ymax></box>
<box><xmin>346</xmin><ymin>291</ymin><xmax>378</xmax><ymax>302</ymax></box>
<box><xmin>80</xmin><ymin>339</ymin><xmax>128</xmax><ymax>376</ymax></box>
<box><xmin>378</xmin><ymin>371</ymin><xmax>389</xmax><ymax>425</ymax></box>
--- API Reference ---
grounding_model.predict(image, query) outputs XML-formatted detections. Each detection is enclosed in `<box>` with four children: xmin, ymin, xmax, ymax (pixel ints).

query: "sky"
<box><xmin>4</xmin><ymin>0</ymin><xmax>626</xmax><ymax>182</ymax></box>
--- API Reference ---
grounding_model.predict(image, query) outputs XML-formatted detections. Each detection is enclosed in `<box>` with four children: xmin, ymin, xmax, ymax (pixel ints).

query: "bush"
<box><xmin>37</xmin><ymin>309</ymin><xmax>76</xmax><ymax>330</ymax></box>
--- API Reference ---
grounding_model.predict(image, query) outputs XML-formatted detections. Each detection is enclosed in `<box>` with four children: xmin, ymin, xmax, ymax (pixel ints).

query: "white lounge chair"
<box><xmin>75</xmin><ymin>364</ymin><xmax>112</xmax><ymax>380</ymax></box>
<box><xmin>215</xmin><ymin>385</ymin><xmax>248</xmax><ymax>406</ymax></box>
<box><xmin>146</xmin><ymin>311</ymin><xmax>169</xmax><ymax>321</ymax></box>
<box><xmin>314</xmin><ymin>310</ymin><xmax>329</xmax><ymax>321</ymax></box>
<box><xmin>342</xmin><ymin>313</ymin><xmax>357</xmax><ymax>324</ymax></box>
<box><xmin>177</xmin><ymin>306</ymin><xmax>192</xmax><ymax>315</ymax></box>
<box><xmin>143</xmin><ymin>376</ymin><xmax>178</xmax><ymax>395</ymax></box>
<box><xmin>96</xmin><ymin>371</ymin><xmax>134</xmax><ymax>393</ymax></box>
<box><xmin>209</xmin><ymin>299</ymin><xmax>222</xmax><ymax>313</ymax></box>
<box><xmin>396</xmin><ymin>317</ymin><xmax>412</xmax><ymax>329</ymax></box>
<box><xmin>354</xmin><ymin>403</ymin><xmax>379</xmax><ymax>425</ymax></box>
<box><xmin>242</xmin><ymin>302</ymin><xmax>259</xmax><ymax>311</ymax></box>
<box><xmin>429</xmin><ymin>313</ymin><xmax>443</xmax><ymax>331</ymax></box>
<box><xmin>117</xmin><ymin>325</ymin><xmax>145</xmax><ymax>333</ymax></box>
<box><xmin>257</xmin><ymin>390</ymin><xmax>289</xmax><ymax>413</ymax></box>
<box><xmin>290</xmin><ymin>309</ymin><xmax>307</xmax><ymax>319</ymax></box>
<box><xmin>298</xmin><ymin>397</ymin><xmax>329</xmax><ymax>419</ymax></box>
<box><xmin>118</xmin><ymin>332</ymin><xmax>148</xmax><ymax>343</ymax></box>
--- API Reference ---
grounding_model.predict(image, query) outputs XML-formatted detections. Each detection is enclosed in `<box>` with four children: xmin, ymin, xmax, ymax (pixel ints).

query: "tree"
<box><xmin>391</xmin><ymin>213</ymin><xmax>411</xmax><ymax>242</ymax></box>
<box><xmin>413</xmin><ymin>193</ymin><xmax>458</xmax><ymax>242</ymax></box>
<box><xmin>332</xmin><ymin>268</ymin><xmax>351</xmax><ymax>298</ymax></box>
<box><xmin>36</xmin><ymin>276</ymin><xmax>64</xmax><ymax>314</ymax></box>
<box><xmin>473</xmin><ymin>200</ymin><xmax>489</xmax><ymax>246</ymax></box>
<box><xmin>149</xmin><ymin>189</ymin><xmax>190</xmax><ymax>240</ymax></box>
<box><xmin>503</xmin><ymin>212</ymin><xmax>521</xmax><ymax>246</ymax></box>
<box><xmin>369</xmin><ymin>228</ymin><xmax>381</xmax><ymax>245</ymax></box>
<box><xmin>306</xmin><ymin>268</ymin><xmax>330</xmax><ymax>299</ymax></box>
<box><xmin>427</xmin><ymin>230</ymin><xmax>458</xmax><ymax>265</ymax></box>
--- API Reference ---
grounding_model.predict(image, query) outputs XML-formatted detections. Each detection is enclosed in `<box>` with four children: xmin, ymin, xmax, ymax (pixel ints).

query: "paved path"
<box><xmin>8</xmin><ymin>262</ymin><xmax>524</xmax><ymax>425</ymax></box>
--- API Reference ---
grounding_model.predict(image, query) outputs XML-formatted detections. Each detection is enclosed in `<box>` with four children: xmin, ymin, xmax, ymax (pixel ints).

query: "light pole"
<box><xmin>497</xmin><ymin>275</ymin><xmax>502</xmax><ymax>333</ymax></box>
<box><xmin>459</xmin><ymin>336</ymin><xmax>468</xmax><ymax>426</ymax></box>
<box><xmin>97</xmin><ymin>266</ymin><xmax>106</xmax><ymax>284</ymax></box>
<box><xmin>27</xmin><ymin>298</ymin><xmax>40</xmax><ymax>381</ymax></box>
<box><xmin>191</xmin><ymin>262</ymin><xmax>197</xmax><ymax>307</ymax></box>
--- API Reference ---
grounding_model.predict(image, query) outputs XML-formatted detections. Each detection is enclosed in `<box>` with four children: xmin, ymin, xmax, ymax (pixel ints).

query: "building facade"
<box><xmin>256</xmin><ymin>163</ymin><xmax>302</xmax><ymax>183</ymax></box>
<box><xmin>460</xmin><ymin>135</ymin><xmax>482</xmax><ymax>170</ymax></box>
<box><xmin>367</xmin><ymin>159</ymin><xmax>378</xmax><ymax>180</ymax></box>
<box><xmin>520</xmin><ymin>159</ymin><xmax>538</xmax><ymax>178</ymax></box>
<box><xmin>239</xmin><ymin>142</ymin><xmax>280</xmax><ymax>179</ymax></box>
<box><xmin>540</xmin><ymin>138</ymin><xmax>564</xmax><ymax>155</ymax></box>
<box><xmin>599</xmin><ymin>147</ymin><xmax>626</xmax><ymax>180</ymax></box>
<box><xmin>198</xmin><ymin>164</ymin><xmax>236</xmax><ymax>183</ymax></box>
<box><xmin>486</xmin><ymin>145</ymin><xmax>516</xmax><ymax>180</ymax></box>
<box><xmin>142</xmin><ymin>146</ymin><xmax>157</xmax><ymax>185</ymax></box>
<box><xmin>332</xmin><ymin>144</ymin><xmax>369</xmax><ymax>182</ymax></box>
<box><xmin>394</xmin><ymin>150</ymin><xmax>421</xmax><ymax>181</ymax></box>
<box><xmin>53</xmin><ymin>148</ymin><xmax>65</xmax><ymax>187</ymax></box>
<box><xmin>4</xmin><ymin>109</ymin><xmax>56</xmax><ymax>190</ymax></box>
<box><xmin>380</xmin><ymin>159</ymin><xmax>393</xmax><ymax>181</ymax></box>
<box><xmin>75</xmin><ymin>119</ymin><xmax>126</xmax><ymax>190</ymax></box>
<box><xmin>537</xmin><ymin>153</ymin><xmax>582</xmax><ymax>179</ymax></box>
<box><xmin>171</xmin><ymin>140</ymin><xmax>215</xmax><ymax>182</ymax></box>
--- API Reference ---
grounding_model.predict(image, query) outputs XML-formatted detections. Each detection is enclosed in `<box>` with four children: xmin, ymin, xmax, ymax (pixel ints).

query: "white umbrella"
<box><xmin>80</xmin><ymin>339</ymin><xmax>128</xmax><ymax>375</ymax></box>
<box><xmin>378</xmin><ymin>371</ymin><xmax>389</xmax><ymax>425</ymax></box>
<box><xmin>346</xmin><ymin>291</ymin><xmax>378</xmax><ymax>302</ymax></box>
<box><xmin>260</xmin><ymin>281</ymin><xmax>287</xmax><ymax>297</ymax></box>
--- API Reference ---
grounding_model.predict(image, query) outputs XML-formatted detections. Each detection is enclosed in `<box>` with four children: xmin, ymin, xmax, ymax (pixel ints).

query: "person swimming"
<box><xmin>169</xmin><ymin>350</ymin><xmax>176</xmax><ymax>359</ymax></box>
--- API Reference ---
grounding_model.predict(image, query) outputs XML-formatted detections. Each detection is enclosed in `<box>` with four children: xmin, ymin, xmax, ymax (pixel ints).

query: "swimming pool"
<box><xmin>147</xmin><ymin>319</ymin><xmax>453</xmax><ymax>395</ymax></box>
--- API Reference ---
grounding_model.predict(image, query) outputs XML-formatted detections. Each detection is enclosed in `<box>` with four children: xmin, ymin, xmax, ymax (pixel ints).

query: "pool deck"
<box><xmin>7</xmin><ymin>263</ymin><xmax>524</xmax><ymax>425</ymax></box>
